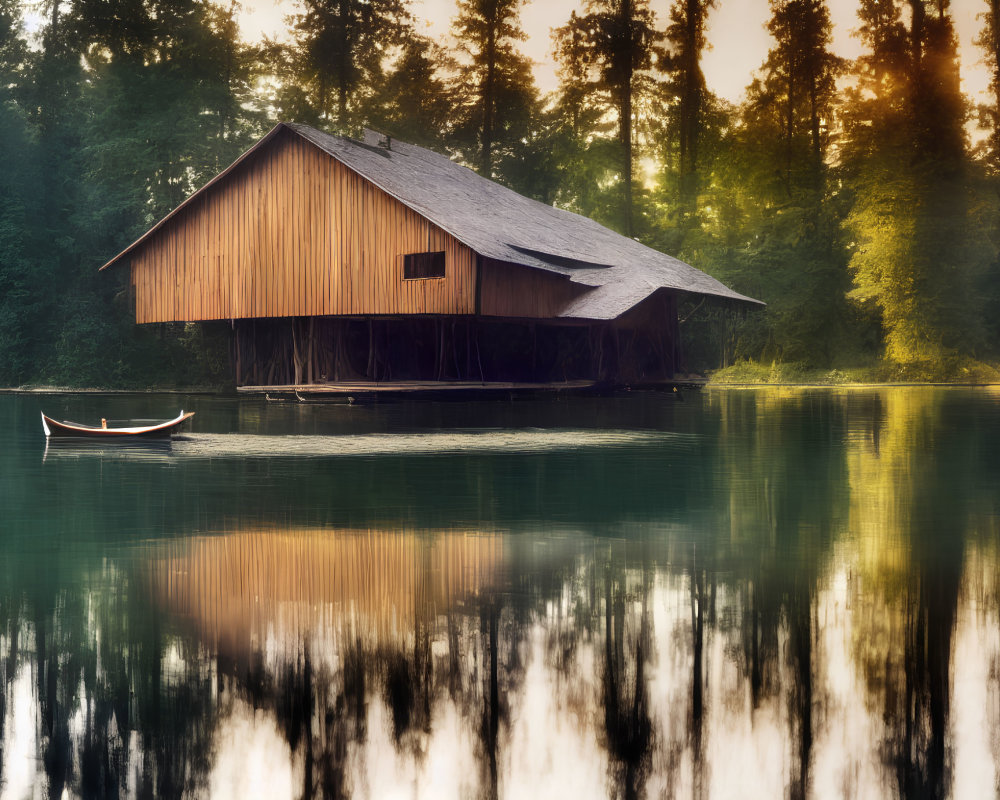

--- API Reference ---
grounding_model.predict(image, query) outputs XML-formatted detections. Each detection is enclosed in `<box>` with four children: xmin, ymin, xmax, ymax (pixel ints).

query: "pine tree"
<box><xmin>552</xmin><ymin>0</ymin><xmax>662</xmax><ymax>236</ymax></box>
<box><xmin>366</xmin><ymin>33</ymin><xmax>454</xmax><ymax>149</ymax></box>
<box><xmin>974</xmin><ymin>0</ymin><xmax>1000</xmax><ymax>353</ymax></box>
<box><xmin>977</xmin><ymin>0</ymin><xmax>1000</xmax><ymax>171</ymax></box>
<box><xmin>63</xmin><ymin>0</ymin><xmax>261</xmax><ymax>231</ymax></box>
<box><xmin>450</xmin><ymin>0</ymin><xmax>537</xmax><ymax>181</ymax></box>
<box><xmin>662</xmin><ymin>0</ymin><xmax>715</xmax><ymax>216</ymax></box>
<box><xmin>202</xmin><ymin>1</ymin><xmax>269</xmax><ymax>167</ymax></box>
<box><xmin>288</xmin><ymin>0</ymin><xmax>410</xmax><ymax>129</ymax></box>
<box><xmin>549</xmin><ymin>10</ymin><xmax>618</xmax><ymax>218</ymax></box>
<box><xmin>749</xmin><ymin>0</ymin><xmax>840</xmax><ymax>196</ymax></box>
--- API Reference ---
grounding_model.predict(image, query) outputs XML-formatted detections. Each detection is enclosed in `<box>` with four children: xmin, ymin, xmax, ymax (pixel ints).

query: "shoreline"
<box><xmin>704</xmin><ymin>381</ymin><xmax>1000</xmax><ymax>389</ymax></box>
<box><xmin>4</xmin><ymin>382</ymin><xmax>1000</xmax><ymax>395</ymax></box>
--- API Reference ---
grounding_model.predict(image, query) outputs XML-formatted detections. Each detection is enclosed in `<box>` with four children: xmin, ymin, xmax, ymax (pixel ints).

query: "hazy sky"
<box><xmin>238</xmin><ymin>0</ymin><xmax>992</xmax><ymax>106</ymax></box>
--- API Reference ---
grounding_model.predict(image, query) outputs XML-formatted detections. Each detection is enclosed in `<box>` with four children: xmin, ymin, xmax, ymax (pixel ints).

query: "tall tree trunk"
<box><xmin>621</xmin><ymin>0</ymin><xmax>634</xmax><ymax>237</ymax></box>
<box><xmin>482</xmin><ymin>13</ymin><xmax>497</xmax><ymax>176</ymax></box>
<box><xmin>808</xmin><ymin>68</ymin><xmax>822</xmax><ymax>184</ymax></box>
<box><xmin>784</xmin><ymin>49</ymin><xmax>798</xmax><ymax>195</ymax></box>
<box><xmin>907</xmin><ymin>0</ymin><xmax>927</xmax><ymax>157</ymax></box>
<box><xmin>337</xmin><ymin>0</ymin><xmax>349</xmax><ymax>125</ymax></box>
<box><xmin>219</xmin><ymin>1</ymin><xmax>236</xmax><ymax>149</ymax></box>
<box><xmin>678</xmin><ymin>0</ymin><xmax>705</xmax><ymax>213</ymax></box>
<box><xmin>622</xmin><ymin>85</ymin><xmax>633</xmax><ymax>237</ymax></box>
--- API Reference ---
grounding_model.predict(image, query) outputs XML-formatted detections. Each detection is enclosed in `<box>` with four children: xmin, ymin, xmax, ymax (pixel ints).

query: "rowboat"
<box><xmin>41</xmin><ymin>410</ymin><xmax>195</xmax><ymax>439</ymax></box>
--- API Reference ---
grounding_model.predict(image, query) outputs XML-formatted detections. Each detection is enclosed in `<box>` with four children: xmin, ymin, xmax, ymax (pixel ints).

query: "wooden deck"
<box><xmin>239</xmin><ymin>379</ymin><xmax>599</xmax><ymax>402</ymax></box>
<box><xmin>238</xmin><ymin>379</ymin><xmax>703</xmax><ymax>402</ymax></box>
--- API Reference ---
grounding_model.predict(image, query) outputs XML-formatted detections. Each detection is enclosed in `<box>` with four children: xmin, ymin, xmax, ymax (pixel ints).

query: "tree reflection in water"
<box><xmin>0</xmin><ymin>389</ymin><xmax>998</xmax><ymax>798</ymax></box>
<box><xmin>602</xmin><ymin>563</ymin><xmax>652</xmax><ymax>800</ymax></box>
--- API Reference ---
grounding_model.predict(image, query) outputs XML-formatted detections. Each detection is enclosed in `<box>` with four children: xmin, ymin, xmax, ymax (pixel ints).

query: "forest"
<box><xmin>1</xmin><ymin>0</ymin><xmax>999</xmax><ymax>388</ymax></box>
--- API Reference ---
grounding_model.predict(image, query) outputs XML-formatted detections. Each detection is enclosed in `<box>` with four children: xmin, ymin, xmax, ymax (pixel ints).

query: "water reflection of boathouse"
<box><xmin>141</xmin><ymin>526</ymin><xmax>650</xmax><ymax>799</ymax></box>
<box><xmin>145</xmin><ymin>527</ymin><xmax>504</xmax><ymax>654</ymax></box>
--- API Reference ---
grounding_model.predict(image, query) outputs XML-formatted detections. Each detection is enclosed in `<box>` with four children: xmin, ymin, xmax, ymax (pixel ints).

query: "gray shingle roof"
<box><xmin>288</xmin><ymin>124</ymin><xmax>761</xmax><ymax>318</ymax></box>
<box><xmin>102</xmin><ymin>122</ymin><xmax>762</xmax><ymax>319</ymax></box>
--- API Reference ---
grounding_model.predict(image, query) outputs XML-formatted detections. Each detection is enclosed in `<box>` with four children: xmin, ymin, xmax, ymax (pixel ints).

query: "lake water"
<box><xmin>2</xmin><ymin>387</ymin><xmax>1000</xmax><ymax>799</ymax></box>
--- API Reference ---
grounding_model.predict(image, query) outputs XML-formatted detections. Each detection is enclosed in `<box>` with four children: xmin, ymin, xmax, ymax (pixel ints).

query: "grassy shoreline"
<box><xmin>704</xmin><ymin>381</ymin><xmax>1000</xmax><ymax>389</ymax></box>
<box><xmin>706</xmin><ymin>358</ymin><xmax>1000</xmax><ymax>386</ymax></box>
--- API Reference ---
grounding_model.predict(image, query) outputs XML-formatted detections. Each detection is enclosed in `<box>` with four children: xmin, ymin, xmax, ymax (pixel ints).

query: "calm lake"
<box><xmin>2</xmin><ymin>387</ymin><xmax>999</xmax><ymax>799</ymax></box>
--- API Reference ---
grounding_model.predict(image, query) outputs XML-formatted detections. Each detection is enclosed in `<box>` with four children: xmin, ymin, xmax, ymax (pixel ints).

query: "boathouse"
<box><xmin>100</xmin><ymin>122</ymin><xmax>759</xmax><ymax>391</ymax></box>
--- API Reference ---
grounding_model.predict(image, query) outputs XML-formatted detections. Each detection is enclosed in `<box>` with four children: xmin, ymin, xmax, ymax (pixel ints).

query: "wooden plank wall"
<box><xmin>130</xmin><ymin>130</ymin><xmax>478</xmax><ymax>323</ymax></box>
<box><xmin>479</xmin><ymin>258</ymin><xmax>589</xmax><ymax>319</ymax></box>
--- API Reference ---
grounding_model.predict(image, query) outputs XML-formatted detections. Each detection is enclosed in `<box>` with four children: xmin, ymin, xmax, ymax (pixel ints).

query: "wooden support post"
<box><xmin>266</xmin><ymin>336</ymin><xmax>277</xmax><ymax>385</ymax></box>
<box><xmin>436</xmin><ymin>318</ymin><xmax>446</xmax><ymax>381</ymax></box>
<box><xmin>531</xmin><ymin>323</ymin><xmax>537</xmax><ymax>376</ymax></box>
<box><xmin>251</xmin><ymin>321</ymin><xmax>259</xmax><ymax>385</ymax></box>
<box><xmin>613</xmin><ymin>326</ymin><xmax>622</xmax><ymax>383</ymax></box>
<box><xmin>670</xmin><ymin>294</ymin><xmax>681</xmax><ymax>377</ymax></box>
<box><xmin>333</xmin><ymin>319</ymin><xmax>354</xmax><ymax>381</ymax></box>
<box><xmin>595</xmin><ymin>326</ymin><xmax>604</xmax><ymax>380</ymax></box>
<box><xmin>475</xmin><ymin>324</ymin><xmax>485</xmax><ymax>383</ymax></box>
<box><xmin>291</xmin><ymin>318</ymin><xmax>303</xmax><ymax>386</ymax></box>
<box><xmin>307</xmin><ymin>317</ymin><xmax>315</xmax><ymax>385</ymax></box>
<box><xmin>334</xmin><ymin>320</ymin><xmax>343</xmax><ymax>380</ymax></box>
<box><xmin>465</xmin><ymin>320</ymin><xmax>472</xmax><ymax>380</ymax></box>
<box><xmin>379</xmin><ymin>320</ymin><xmax>388</xmax><ymax>381</ymax></box>
<box><xmin>233</xmin><ymin>322</ymin><xmax>242</xmax><ymax>387</ymax></box>
<box><xmin>366</xmin><ymin>319</ymin><xmax>375</xmax><ymax>379</ymax></box>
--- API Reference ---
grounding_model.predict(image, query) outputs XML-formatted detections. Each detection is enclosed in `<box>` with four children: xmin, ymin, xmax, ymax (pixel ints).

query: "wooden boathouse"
<box><xmin>100</xmin><ymin>122</ymin><xmax>759</xmax><ymax>394</ymax></box>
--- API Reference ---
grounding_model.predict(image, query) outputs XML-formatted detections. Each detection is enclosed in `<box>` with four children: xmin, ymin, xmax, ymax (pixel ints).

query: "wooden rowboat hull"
<box><xmin>41</xmin><ymin>411</ymin><xmax>195</xmax><ymax>439</ymax></box>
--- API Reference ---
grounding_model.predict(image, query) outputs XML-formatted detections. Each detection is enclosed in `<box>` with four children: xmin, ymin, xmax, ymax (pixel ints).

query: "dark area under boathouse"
<box><xmin>230</xmin><ymin>294</ymin><xmax>681</xmax><ymax>388</ymax></box>
<box><xmin>100</xmin><ymin>122</ymin><xmax>760</xmax><ymax>391</ymax></box>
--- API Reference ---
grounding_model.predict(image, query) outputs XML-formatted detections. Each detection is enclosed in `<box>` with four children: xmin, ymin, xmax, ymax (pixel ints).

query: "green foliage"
<box><xmin>744</xmin><ymin>0</ymin><xmax>842</xmax><ymax>195</ymax></box>
<box><xmin>673</xmin><ymin>0</ymin><xmax>852</xmax><ymax>369</ymax></box>
<box><xmin>547</xmin><ymin>13</ymin><xmax>620</xmax><ymax>218</ymax></box>
<box><xmin>841</xmin><ymin>0</ymin><xmax>994</xmax><ymax>368</ymax></box>
<box><xmin>976</xmin><ymin>0</ymin><xmax>1000</xmax><ymax>172</ymax></box>
<box><xmin>551</xmin><ymin>0</ymin><xmax>662</xmax><ymax>235</ymax></box>
<box><xmin>710</xmin><ymin>355</ymin><xmax>1000</xmax><ymax>385</ymax></box>
<box><xmin>708</xmin><ymin>360</ymin><xmax>882</xmax><ymax>385</ymax></box>
<box><xmin>0</xmin><ymin>0</ymin><xmax>25</xmax><ymax>84</ymax></box>
<box><xmin>0</xmin><ymin>2</ymin><xmax>49</xmax><ymax>385</ymax></box>
<box><xmin>0</xmin><ymin>200</ymin><xmax>34</xmax><ymax>384</ymax></box>
<box><xmin>285</xmin><ymin>0</ymin><xmax>410</xmax><ymax>129</ymax></box>
<box><xmin>659</xmin><ymin>0</ymin><xmax>715</xmax><ymax>218</ymax></box>
<box><xmin>449</xmin><ymin>0</ymin><xmax>539</xmax><ymax>182</ymax></box>
<box><xmin>365</xmin><ymin>34</ymin><xmax>455</xmax><ymax>150</ymax></box>
<box><xmin>845</xmin><ymin>163</ymin><xmax>993</xmax><ymax>366</ymax></box>
<box><xmin>0</xmin><ymin>0</ymin><xmax>267</xmax><ymax>390</ymax></box>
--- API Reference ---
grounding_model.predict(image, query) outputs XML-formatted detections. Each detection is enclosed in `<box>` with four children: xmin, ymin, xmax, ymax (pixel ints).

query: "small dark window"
<box><xmin>404</xmin><ymin>251</ymin><xmax>446</xmax><ymax>280</ymax></box>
